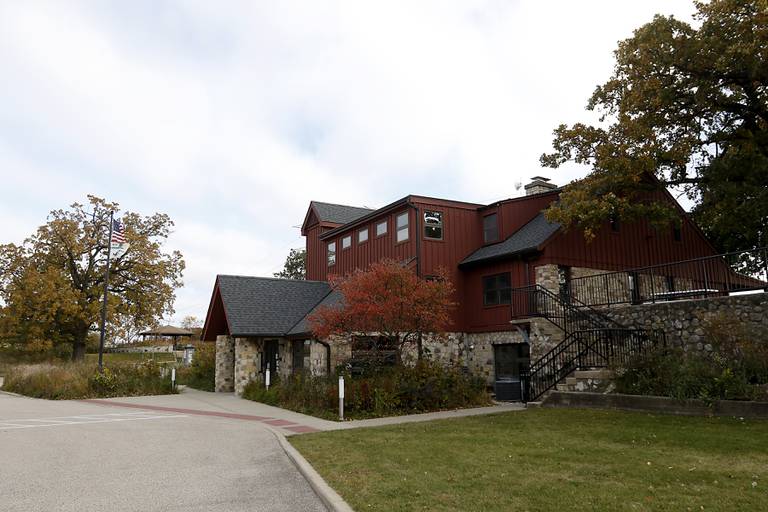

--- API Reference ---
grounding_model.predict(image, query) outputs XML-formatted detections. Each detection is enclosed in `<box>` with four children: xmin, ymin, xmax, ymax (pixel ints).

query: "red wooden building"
<box><xmin>203</xmin><ymin>176</ymin><xmax>740</xmax><ymax>397</ymax></box>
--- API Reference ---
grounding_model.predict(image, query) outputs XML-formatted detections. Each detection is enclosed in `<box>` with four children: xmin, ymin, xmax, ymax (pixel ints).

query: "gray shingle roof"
<box><xmin>287</xmin><ymin>289</ymin><xmax>344</xmax><ymax>336</ymax></box>
<box><xmin>459</xmin><ymin>213</ymin><xmax>560</xmax><ymax>266</ymax></box>
<box><xmin>312</xmin><ymin>201</ymin><xmax>374</xmax><ymax>225</ymax></box>
<box><xmin>217</xmin><ymin>276</ymin><xmax>332</xmax><ymax>336</ymax></box>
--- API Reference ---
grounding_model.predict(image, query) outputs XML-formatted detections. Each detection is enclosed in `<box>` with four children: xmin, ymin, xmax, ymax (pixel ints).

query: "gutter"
<box><xmin>409</xmin><ymin>201</ymin><xmax>421</xmax><ymax>277</ymax></box>
<box><xmin>319</xmin><ymin>196</ymin><xmax>410</xmax><ymax>241</ymax></box>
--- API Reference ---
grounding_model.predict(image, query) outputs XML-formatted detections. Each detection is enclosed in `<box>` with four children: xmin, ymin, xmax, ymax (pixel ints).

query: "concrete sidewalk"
<box><xmin>86</xmin><ymin>387</ymin><xmax>524</xmax><ymax>435</ymax></box>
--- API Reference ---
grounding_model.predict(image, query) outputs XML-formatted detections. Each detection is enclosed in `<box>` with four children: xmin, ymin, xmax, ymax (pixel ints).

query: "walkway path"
<box><xmin>84</xmin><ymin>387</ymin><xmax>524</xmax><ymax>435</ymax></box>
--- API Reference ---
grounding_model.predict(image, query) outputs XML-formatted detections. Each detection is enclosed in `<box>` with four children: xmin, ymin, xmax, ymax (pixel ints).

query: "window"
<box><xmin>376</xmin><ymin>220</ymin><xmax>387</xmax><ymax>237</ymax></box>
<box><xmin>351</xmin><ymin>335</ymin><xmax>398</xmax><ymax>366</ymax></box>
<box><xmin>396</xmin><ymin>212</ymin><xmax>409</xmax><ymax>242</ymax></box>
<box><xmin>672</xmin><ymin>223</ymin><xmax>682</xmax><ymax>242</ymax></box>
<box><xmin>423</xmin><ymin>210</ymin><xmax>443</xmax><ymax>240</ymax></box>
<box><xmin>482</xmin><ymin>273</ymin><xmax>512</xmax><ymax>306</ymax></box>
<box><xmin>342</xmin><ymin>235</ymin><xmax>351</xmax><ymax>249</ymax></box>
<box><xmin>483</xmin><ymin>213</ymin><xmax>499</xmax><ymax>244</ymax></box>
<box><xmin>327</xmin><ymin>241</ymin><xmax>336</xmax><ymax>266</ymax></box>
<box><xmin>358</xmin><ymin>227</ymin><xmax>369</xmax><ymax>243</ymax></box>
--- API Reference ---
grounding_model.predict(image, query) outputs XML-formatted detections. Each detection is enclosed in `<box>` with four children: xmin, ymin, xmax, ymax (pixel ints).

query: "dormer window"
<box><xmin>342</xmin><ymin>236</ymin><xmax>351</xmax><ymax>249</ymax></box>
<box><xmin>327</xmin><ymin>242</ymin><xmax>336</xmax><ymax>266</ymax></box>
<box><xmin>376</xmin><ymin>221</ymin><xmax>387</xmax><ymax>237</ymax></box>
<box><xmin>424</xmin><ymin>211</ymin><xmax>443</xmax><ymax>240</ymax></box>
<box><xmin>358</xmin><ymin>228</ymin><xmax>369</xmax><ymax>243</ymax></box>
<box><xmin>483</xmin><ymin>213</ymin><xmax>498</xmax><ymax>244</ymax></box>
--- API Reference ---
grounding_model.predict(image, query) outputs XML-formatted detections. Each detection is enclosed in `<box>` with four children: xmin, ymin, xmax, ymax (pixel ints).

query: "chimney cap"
<box><xmin>529</xmin><ymin>176</ymin><xmax>551</xmax><ymax>182</ymax></box>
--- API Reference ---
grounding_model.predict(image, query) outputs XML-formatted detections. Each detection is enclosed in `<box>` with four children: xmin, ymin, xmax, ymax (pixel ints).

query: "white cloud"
<box><xmin>0</xmin><ymin>0</ymin><xmax>697</xmax><ymax>323</ymax></box>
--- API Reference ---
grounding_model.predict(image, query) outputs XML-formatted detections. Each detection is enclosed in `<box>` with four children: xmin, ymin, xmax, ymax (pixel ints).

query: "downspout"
<box><xmin>408</xmin><ymin>201</ymin><xmax>421</xmax><ymax>277</ymax></box>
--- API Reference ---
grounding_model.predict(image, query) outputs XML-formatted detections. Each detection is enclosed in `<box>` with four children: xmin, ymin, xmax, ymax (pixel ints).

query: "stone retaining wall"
<box><xmin>606</xmin><ymin>293</ymin><xmax>768</xmax><ymax>351</ymax></box>
<box><xmin>544</xmin><ymin>391</ymin><xmax>768</xmax><ymax>419</ymax></box>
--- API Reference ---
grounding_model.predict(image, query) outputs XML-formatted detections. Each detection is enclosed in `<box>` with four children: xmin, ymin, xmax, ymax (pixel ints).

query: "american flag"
<box><xmin>111</xmin><ymin>219</ymin><xmax>126</xmax><ymax>244</ymax></box>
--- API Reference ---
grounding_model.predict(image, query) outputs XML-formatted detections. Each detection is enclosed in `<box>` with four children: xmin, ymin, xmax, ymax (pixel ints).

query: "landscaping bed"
<box><xmin>290</xmin><ymin>408</ymin><xmax>768</xmax><ymax>511</ymax></box>
<box><xmin>242</xmin><ymin>361</ymin><xmax>490</xmax><ymax>420</ymax></box>
<box><xmin>1</xmin><ymin>360</ymin><xmax>177</xmax><ymax>399</ymax></box>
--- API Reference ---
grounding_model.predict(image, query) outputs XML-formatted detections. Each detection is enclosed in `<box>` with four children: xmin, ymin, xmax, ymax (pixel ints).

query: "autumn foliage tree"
<box><xmin>309</xmin><ymin>260</ymin><xmax>455</xmax><ymax>361</ymax></box>
<box><xmin>542</xmin><ymin>0</ymin><xmax>767</xmax><ymax>258</ymax></box>
<box><xmin>0</xmin><ymin>196</ymin><xmax>184</xmax><ymax>360</ymax></box>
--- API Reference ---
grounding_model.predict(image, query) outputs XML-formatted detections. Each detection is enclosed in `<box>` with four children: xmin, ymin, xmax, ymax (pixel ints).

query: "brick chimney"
<box><xmin>524</xmin><ymin>176</ymin><xmax>557</xmax><ymax>196</ymax></box>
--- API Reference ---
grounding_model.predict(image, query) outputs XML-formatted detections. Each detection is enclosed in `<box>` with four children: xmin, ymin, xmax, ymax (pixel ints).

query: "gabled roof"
<box><xmin>213</xmin><ymin>275</ymin><xmax>332</xmax><ymax>337</ymax></box>
<box><xmin>287</xmin><ymin>289</ymin><xmax>344</xmax><ymax>337</ymax></box>
<box><xmin>312</xmin><ymin>201</ymin><xmax>374</xmax><ymax>225</ymax></box>
<box><xmin>139</xmin><ymin>325</ymin><xmax>194</xmax><ymax>336</ymax></box>
<box><xmin>301</xmin><ymin>201</ymin><xmax>375</xmax><ymax>234</ymax></box>
<box><xmin>459</xmin><ymin>213</ymin><xmax>561</xmax><ymax>267</ymax></box>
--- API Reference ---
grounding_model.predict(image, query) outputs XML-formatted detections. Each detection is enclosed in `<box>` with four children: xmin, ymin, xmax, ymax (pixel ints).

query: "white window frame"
<box><xmin>327</xmin><ymin>241</ymin><xmax>336</xmax><ymax>266</ymax></box>
<box><xmin>376</xmin><ymin>220</ymin><xmax>387</xmax><ymax>237</ymax></box>
<box><xmin>396</xmin><ymin>212</ymin><xmax>409</xmax><ymax>243</ymax></box>
<box><xmin>342</xmin><ymin>235</ymin><xmax>351</xmax><ymax>249</ymax></box>
<box><xmin>358</xmin><ymin>227</ymin><xmax>369</xmax><ymax>243</ymax></box>
<box><xmin>423</xmin><ymin>210</ymin><xmax>443</xmax><ymax>240</ymax></box>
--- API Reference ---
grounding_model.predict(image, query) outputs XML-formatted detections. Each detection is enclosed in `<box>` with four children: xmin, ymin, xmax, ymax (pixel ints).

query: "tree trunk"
<box><xmin>417</xmin><ymin>332</ymin><xmax>423</xmax><ymax>361</ymax></box>
<box><xmin>71</xmin><ymin>340</ymin><xmax>86</xmax><ymax>361</ymax></box>
<box><xmin>71</xmin><ymin>325</ymin><xmax>89</xmax><ymax>361</ymax></box>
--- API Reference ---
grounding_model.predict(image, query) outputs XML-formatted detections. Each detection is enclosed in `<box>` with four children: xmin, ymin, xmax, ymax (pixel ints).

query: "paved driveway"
<box><xmin>0</xmin><ymin>392</ymin><xmax>326</xmax><ymax>512</ymax></box>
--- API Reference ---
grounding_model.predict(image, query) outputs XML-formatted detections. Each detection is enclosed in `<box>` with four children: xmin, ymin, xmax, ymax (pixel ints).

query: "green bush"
<box><xmin>615</xmin><ymin>312</ymin><xmax>768</xmax><ymax>402</ymax></box>
<box><xmin>242</xmin><ymin>361</ymin><xmax>490</xmax><ymax>420</ymax></box>
<box><xmin>176</xmin><ymin>342</ymin><xmax>215</xmax><ymax>391</ymax></box>
<box><xmin>2</xmin><ymin>360</ymin><xmax>177</xmax><ymax>399</ymax></box>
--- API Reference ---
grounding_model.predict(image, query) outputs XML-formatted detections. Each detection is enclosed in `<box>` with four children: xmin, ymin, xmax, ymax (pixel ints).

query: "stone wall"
<box><xmin>234</xmin><ymin>338</ymin><xmax>261</xmax><ymax>395</ymax></box>
<box><xmin>607</xmin><ymin>293</ymin><xmax>768</xmax><ymax>352</ymax></box>
<box><xmin>215</xmin><ymin>335</ymin><xmax>235</xmax><ymax>392</ymax></box>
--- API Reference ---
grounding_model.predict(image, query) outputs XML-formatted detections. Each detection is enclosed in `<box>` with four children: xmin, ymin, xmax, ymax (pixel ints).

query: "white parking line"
<box><xmin>0</xmin><ymin>413</ymin><xmax>187</xmax><ymax>431</ymax></box>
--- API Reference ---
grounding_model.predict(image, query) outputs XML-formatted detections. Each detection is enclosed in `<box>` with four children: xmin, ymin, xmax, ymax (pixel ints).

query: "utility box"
<box><xmin>494</xmin><ymin>378</ymin><xmax>522</xmax><ymax>401</ymax></box>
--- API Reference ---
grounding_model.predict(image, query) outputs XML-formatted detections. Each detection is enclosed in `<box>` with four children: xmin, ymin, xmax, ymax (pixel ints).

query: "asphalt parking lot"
<box><xmin>0</xmin><ymin>392</ymin><xmax>326</xmax><ymax>512</ymax></box>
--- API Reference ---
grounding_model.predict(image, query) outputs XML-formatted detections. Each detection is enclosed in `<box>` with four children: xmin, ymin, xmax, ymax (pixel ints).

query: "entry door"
<box><xmin>292</xmin><ymin>340</ymin><xmax>305</xmax><ymax>373</ymax></box>
<box><xmin>494</xmin><ymin>343</ymin><xmax>530</xmax><ymax>380</ymax></box>
<box><xmin>263</xmin><ymin>340</ymin><xmax>279</xmax><ymax>374</ymax></box>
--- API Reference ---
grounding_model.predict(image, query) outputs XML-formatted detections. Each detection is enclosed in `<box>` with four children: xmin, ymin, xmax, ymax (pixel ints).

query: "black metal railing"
<box><xmin>566</xmin><ymin>247</ymin><xmax>768</xmax><ymax>308</ymax></box>
<box><xmin>521</xmin><ymin>328</ymin><xmax>665</xmax><ymax>402</ymax></box>
<box><xmin>511</xmin><ymin>284</ymin><xmax>622</xmax><ymax>332</ymax></box>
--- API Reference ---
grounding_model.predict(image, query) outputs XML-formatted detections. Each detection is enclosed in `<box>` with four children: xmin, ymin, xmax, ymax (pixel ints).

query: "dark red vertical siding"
<box><xmin>460</xmin><ymin>259</ymin><xmax>530</xmax><ymax>332</ymax></box>
<box><xmin>540</xmin><ymin>209</ymin><xmax>718</xmax><ymax>270</ymax></box>
<box><xmin>321</xmin><ymin>207</ymin><xmax>418</xmax><ymax>279</ymax></box>
<box><xmin>496</xmin><ymin>192</ymin><xmax>558</xmax><ymax>241</ymax></box>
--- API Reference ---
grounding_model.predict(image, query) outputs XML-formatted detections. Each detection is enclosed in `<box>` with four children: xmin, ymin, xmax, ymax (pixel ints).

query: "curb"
<box><xmin>272</xmin><ymin>430</ymin><xmax>355</xmax><ymax>512</ymax></box>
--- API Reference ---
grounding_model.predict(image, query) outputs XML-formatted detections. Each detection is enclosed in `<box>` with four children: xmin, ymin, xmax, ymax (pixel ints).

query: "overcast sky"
<box><xmin>0</xmin><ymin>0</ymin><xmax>696</xmax><ymax>323</ymax></box>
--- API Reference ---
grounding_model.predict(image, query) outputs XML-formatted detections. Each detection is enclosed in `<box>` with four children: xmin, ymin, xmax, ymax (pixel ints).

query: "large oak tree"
<box><xmin>542</xmin><ymin>0</ymin><xmax>767</xmax><ymax>261</ymax></box>
<box><xmin>0</xmin><ymin>196</ymin><xmax>184</xmax><ymax>360</ymax></box>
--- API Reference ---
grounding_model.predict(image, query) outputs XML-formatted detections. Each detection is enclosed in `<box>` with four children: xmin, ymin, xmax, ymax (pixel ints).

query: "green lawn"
<box><xmin>290</xmin><ymin>408</ymin><xmax>768</xmax><ymax>511</ymax></box>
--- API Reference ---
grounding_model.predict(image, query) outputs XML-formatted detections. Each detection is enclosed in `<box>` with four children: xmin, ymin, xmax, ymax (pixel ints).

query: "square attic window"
<box><xmin>424</xmin><ymin>210</ymin><xmax>443</xmax><ymax>240</ymax></box>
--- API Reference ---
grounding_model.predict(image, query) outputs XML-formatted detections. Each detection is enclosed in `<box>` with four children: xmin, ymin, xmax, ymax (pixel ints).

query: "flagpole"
<box><xmin>97</xmin><ymin>210</ymin><xmax>114</xmax><ymax>372</ymax></box>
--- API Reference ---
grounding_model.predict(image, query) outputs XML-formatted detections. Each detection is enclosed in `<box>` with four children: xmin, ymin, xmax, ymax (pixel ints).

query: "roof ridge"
<box><xmin>311</xmin><ymin>200</ymin><xmax>375</xmax><ymax>210</ymax></box>
<box><xmin>217</xmin><ymin>274</ymin><xmax>329</xmax><ymax>285</ymax></box>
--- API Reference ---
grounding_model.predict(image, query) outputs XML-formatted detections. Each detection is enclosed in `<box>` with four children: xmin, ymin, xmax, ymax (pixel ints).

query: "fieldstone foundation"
<box><xmin>234</xmin><ymin>338</ymin><xmax>261</xmax><ymax>395</ymax></box>
<box><xmin>607</xmin><ymin>293</ymin><xmax>768</xmax><ymax>352</ymax></box>
<box><xmin>215</xmin><ymin>335</ymin><xmax>235</xmax><ymax>392</ymax></box>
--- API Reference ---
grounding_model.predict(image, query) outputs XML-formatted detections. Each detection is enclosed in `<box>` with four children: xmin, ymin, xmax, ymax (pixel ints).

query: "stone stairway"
<box><xmin>555</xmin><ymin>369</ymin><xmax>614</xmax><ymax>393</ymax></box>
